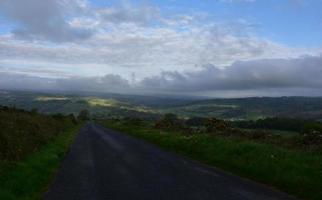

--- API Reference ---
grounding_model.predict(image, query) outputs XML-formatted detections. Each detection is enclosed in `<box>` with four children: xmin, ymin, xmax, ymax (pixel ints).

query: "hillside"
<box><xmin>0</xmin><ymin>90</ymin><xmax>162</xmax><ymax>120</ymax></box>
<box><xmin>160</xmin><ymin>97</ymin><xmax>322</xmax><ymax>120</ymax></box>
<box><xmin>2</xmin><ymin>90</ymin><xmax>322</xmax><ymax>121</ymax></box>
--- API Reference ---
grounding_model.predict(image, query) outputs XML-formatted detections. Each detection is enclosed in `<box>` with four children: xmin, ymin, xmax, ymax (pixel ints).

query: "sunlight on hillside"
<box><xmin>86</xmin><ymin>98</ymin><xmax>119</xmax><ymax>107</ymax></box>
<box><xmin>36</xmin><ymin>96</ymin><xmax>70</xmax><ymax>101</ymax></box>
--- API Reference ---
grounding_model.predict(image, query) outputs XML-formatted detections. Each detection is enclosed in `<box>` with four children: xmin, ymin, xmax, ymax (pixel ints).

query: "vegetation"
<box><xmin>0</xmin><ymin>106</ymin><xmax>80</xmax><ymax>200</ymax></box>
<box><xmin>2</xmin><ymin>90</ymin><xmax>322</xmax><ymax>199</ymax></box>
<box><xmin>159</xmin><ymin>96</ymin><xmax>322</xmax><ymax>120</ymax></box>
<box><xmin>0</xmin><ymin>126</ymin><xmax>80</xmax><ymax>200</ymax></box>
<box><xmin>4</xmin><ymin>90</ymin><xmax>322</xmax><ymax>121</ymax></box>
<box><xmin>77</xmin><ymin>109</ymin><xmax>90</xmax><ymax>121</ymax></box>
<box><xmin>0</xmin><ymin>90</ymin><xmax>161</xmax><ymax>120</ymax></box>
<box><xmin>0</xmin><ymin>106</ymin><xmax>77</xmax><ymax>161</ymax></box>
<box><xmin>100</xmin><ymin>116</ymin><xmax>322</xmax><ymax>200</ymax></box>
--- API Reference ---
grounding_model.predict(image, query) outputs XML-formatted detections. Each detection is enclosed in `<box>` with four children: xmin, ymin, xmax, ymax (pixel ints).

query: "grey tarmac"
<box><xmin>44</xmin><ymin>123</ymin><xmax>297</xmax><ymax>200</ymax></box>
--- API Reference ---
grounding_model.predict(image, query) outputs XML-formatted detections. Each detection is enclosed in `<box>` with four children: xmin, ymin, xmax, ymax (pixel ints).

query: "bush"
<box><xmin>185</xmin><ymin>117</ymin><xmax>207</xmax><ymax>127</ymax></box>
<box><xmin>155</xmin><ymin>113</ymin><xmax>184</xmax><ymax>130</ymax></box>
<box><xmin>204</xmin><ymin>118</ymin><xmax>228</xmax><ymax>132</ymax></box>
<box><xmin>0</xmin><ymin>106</ymin><xmax>75</xmax><ymax>161</ymax></box>
<box><xmin>77</xmin><ymin>109</ymin><xmax>90</xmax><ymax>121</ymax></box>
<box><xmin>123</xmin><ymin>117</ymin><xmax>143</xmax><ymax>126</ymax></box>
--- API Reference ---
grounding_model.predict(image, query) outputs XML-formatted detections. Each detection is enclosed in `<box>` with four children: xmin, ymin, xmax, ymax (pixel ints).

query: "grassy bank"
<box><xmin>101</xmin><ymin>119</ymin><xmax>322</xmax><ymax>200</ymax></box>
<box><xmin>0</xmin><ymin>125</ymin><xmax>80</xmax><ymax>200</ymax></box>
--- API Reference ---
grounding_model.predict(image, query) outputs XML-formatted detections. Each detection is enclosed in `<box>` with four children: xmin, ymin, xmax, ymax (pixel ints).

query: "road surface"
<box><xmin>44</xmin><ymin>123</ymin><xmax>296</xmax><ymax>200</ymax></box>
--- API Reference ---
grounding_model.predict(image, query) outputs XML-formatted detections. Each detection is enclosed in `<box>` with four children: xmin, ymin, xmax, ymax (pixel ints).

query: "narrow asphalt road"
<box><xmin>44</xmin><ymin>123</ymin><xmax>296</xmax><ymax>200</ymax></box>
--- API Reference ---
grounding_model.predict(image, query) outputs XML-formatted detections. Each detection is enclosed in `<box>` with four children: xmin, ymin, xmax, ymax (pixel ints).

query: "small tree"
<box><xmin>77</xmin><ymin>109</ymin><xmax>90</xmax><ymax>121</ymax></box>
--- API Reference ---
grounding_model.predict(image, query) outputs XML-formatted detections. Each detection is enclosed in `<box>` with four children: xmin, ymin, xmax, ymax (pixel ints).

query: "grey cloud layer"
<box><xmin>1</xmin><ymin>55</ymin><xmax>322</xmax><ymax>96</ymax></box>
<box><xmin>140</xmin><ymin>56</ymin><xmax>322</xmax><ymax>92</ymax></box>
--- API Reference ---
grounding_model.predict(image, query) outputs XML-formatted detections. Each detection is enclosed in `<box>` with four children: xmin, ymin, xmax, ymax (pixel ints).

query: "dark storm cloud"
<box><xmin>0</xmin><ymin>0</ymin><xmax>93</xmax><ymax>42</ymax></box>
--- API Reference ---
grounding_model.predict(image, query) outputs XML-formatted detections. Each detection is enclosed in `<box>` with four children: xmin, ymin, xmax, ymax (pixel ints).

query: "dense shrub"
<box><xmin>77</xmin><ymin>109</ymin><xmax>90</xmax><ymax>121</ymax></box>
<box><xmin>155</xmin><ymin>113</ymin><xmax>184</xmax><ymax>130</ymax></box>
<box><xmin>233</xmin><ymin>117</ymin><xmax>322</xmax><ymax>135</ymax></box>
<box><xmin>0</xmin><ymin>106</ymin><xmax>75</xmax><ymax>161</ymax></box>
<box><xmin>204</xmin><ymin>118</ymin><xmax>228</xmax><ymax>132</ymax></box>
<box><xmin>122</xmin><ymin>117</ymin><xmax>143</xmax><ymax>126</ymax></box>
<box><xmin>185</xmin><ymin>117</ymin><xmax>207</xmax><ymax>127</ymax></box>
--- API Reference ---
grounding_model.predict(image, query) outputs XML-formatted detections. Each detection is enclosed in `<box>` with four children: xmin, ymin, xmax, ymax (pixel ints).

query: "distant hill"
<box><xmin>0</xmin><ymin>90</ymin><xmax>163</xmax><ymax>120</ymax></box>
<box><xmin>162</xmin><ymin>97</ymin><xmax>322</xmax><ymax>120</ymax></box>
<box><xmin>1</xmin><ymin>90</ymin><xmax>322</xmax><ymax>121</ymax></box>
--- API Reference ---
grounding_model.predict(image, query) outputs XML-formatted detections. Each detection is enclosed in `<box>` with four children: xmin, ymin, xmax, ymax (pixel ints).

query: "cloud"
<box><xmin>0</xmin><ymin>0</ymin><xmax>321</xmax><ymax>97</ymax></box>
<box><xmin>138</xmin><ymin>55</ymin><xmax>322</xmax><ymax>95</ymax></box>
<box><xmin>1</xmin><ymin>55</ymin><xmax>322</xmax><ymax>97</ymax></box>
<box><xmin>0</xmin><ymin>0</ymin><xmax>93</xmax><ymax>42</ymax></box>
<box><xmin>0</xmin><ymin>20</ymin><xmax>314</xmax><ymax>79</ymax></box>
<box><xmin>55</xmin><ymin>74</ymin><xmax>131</xmax><ymax>92</ymax></box>
<box><xmin>0</xmin><ymin>72</ymin><xmax>131</xmax><ymax>93</ymax></box>
<box><xmin>0</xmin><ymin>0</ymin><xmax>316</xmax><ymax>72</ymax></box>
<box><xmin>97</xmin><ymin>4</ymin><xmax>160</xmax><ymax>26</ymax></box>
<box><xmin>0</xmin><ymin>72</ymin><xmax>56</xmax><ymax>91</ymax></box>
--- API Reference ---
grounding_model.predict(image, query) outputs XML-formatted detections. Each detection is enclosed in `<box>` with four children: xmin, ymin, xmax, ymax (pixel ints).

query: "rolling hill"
<box><xmin>1</xmin><ymin>90</ymin><xmax>322</xmax><ymax>121</ymax></box>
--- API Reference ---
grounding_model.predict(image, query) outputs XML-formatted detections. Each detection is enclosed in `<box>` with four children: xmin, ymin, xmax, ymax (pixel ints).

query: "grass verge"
<box><xmin>101</xmin><ymin>120</ymin><xmax>322</xmax><ymax>200</ymax></box>
<box><xmin>0</xmin><ymin>125</ymin><xmax>81</xmax><ymax>200</ymax></box>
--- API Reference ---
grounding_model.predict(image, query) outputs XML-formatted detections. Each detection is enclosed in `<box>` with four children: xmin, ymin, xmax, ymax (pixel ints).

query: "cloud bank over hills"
<box><xmin>1</xmin><ymin>55</ymin><xmax>322</xmax><ymax>97</ymax></box>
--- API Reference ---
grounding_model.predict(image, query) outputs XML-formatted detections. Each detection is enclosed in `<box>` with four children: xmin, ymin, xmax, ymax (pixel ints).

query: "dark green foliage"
<box><xmin>185</xmin><ymin>117</ymin><xmax>207</xmax><ymax>127</ymax></box>
<box><xmin>122</xmin><ymin>117</ymin><xmax>143</xmax><ymax>126</ymax></box>
<box><xmin>155</xmin><ymin>113</ymin><xmax>183</xmax><ymax>130</ymax></box>
<box><xmin>0</xmin><ymin>106</ymin><xmax>75</xmax><ymax>161</ymax></box>
<box><xmin>161</xmin><ymin>96</ymin><xmax>322</xmax><ymax>120</ymax></box>
<box><xmin>77</xmin><ymin>109</ymin><xmax>90</xmax><ymax>121</ymax></box>
<box><xmin>157</xmin><ymin>115</ymin><xmax>230</xmax><ymax>134</ymax></box>
<box><xmin>233</xmin><ymin>117</ymin><xmax>322</xmax><ymax>135</ymax></box>
<box><xmin>155</xmin><ymin>115</ymin><xmax>322</xmax><ymax>147</ymax></box>
<box><xmin>204</xmin><ymin>118</ymin><xmax>228</xmax><ymax>132</ymax></box>
<box><xmin>68</xmin><ymin>114</ymin><xmax>78</xmax><ymax>124</ymax></box>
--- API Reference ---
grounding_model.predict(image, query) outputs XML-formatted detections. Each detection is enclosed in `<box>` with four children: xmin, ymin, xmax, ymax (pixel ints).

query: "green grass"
<box><xmin>0</xmin><ymin>125</ymin><xmax>80</xmax><ymax>200</ymax></box>
<box><xmin>101</xmin><ymin>120</ymin><xmax>322</xmax><ymax>200</ymax></box>
<box><xmin>240</xmin><ymin>128</ymin><xmax>299</xmax><ymax>138</ymax></box>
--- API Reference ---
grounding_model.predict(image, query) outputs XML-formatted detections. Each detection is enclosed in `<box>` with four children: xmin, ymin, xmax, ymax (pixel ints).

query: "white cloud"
<box><xmin>97</xmin><ymin>4</ymin><xmax>160</xmax><ymax>26</ymax></box>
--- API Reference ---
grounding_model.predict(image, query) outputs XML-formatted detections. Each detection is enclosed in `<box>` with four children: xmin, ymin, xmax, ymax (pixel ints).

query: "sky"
<box><xmin>0</xmin><ymin>0</ymin><xmax>322</xmax><ymax>97</ymax></box>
